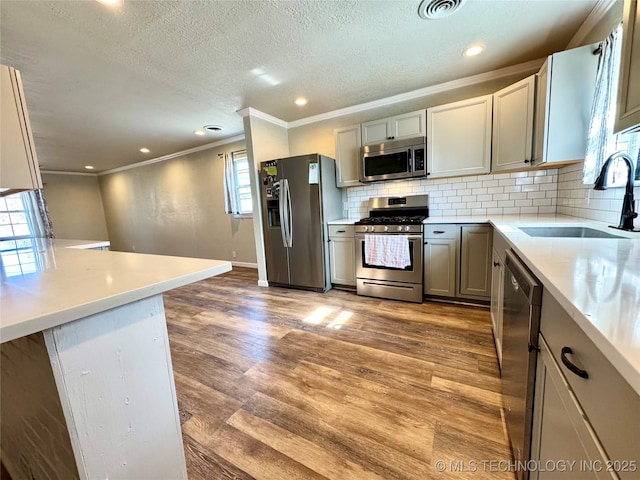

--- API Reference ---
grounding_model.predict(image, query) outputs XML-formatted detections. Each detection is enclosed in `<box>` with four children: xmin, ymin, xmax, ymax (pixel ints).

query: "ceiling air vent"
<box><xmin>418</xmin><ymin>0</ymin><xmax>467</xmax><ymax>20</ymax></box>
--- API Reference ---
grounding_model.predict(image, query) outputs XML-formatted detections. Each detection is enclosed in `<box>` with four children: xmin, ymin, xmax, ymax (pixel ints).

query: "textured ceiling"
<box><xmin>0</xmin><ymin>0</ymin><xmax>600</xmax><ymax>172</ymax></box>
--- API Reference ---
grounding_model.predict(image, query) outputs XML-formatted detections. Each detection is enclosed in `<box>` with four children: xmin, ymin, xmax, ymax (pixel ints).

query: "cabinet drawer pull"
<box><xmin>433</xmin><ymin>230</ymin><xmax>445</xmax><ymax>234</ymax></box>
<box><xmin>336</xmin><ymin>230</ymin><xmax>346</xmax><ymax>233</ymax></box>
<box><xmin>561</xmin><ymin>347</ymin><xmax>589</xmax><ymax>379</ymax></box>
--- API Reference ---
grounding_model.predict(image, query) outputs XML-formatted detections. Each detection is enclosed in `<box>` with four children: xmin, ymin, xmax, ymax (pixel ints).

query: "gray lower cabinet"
<box><xmin>423</xmin><ymin>223</ymin><xmax>492</xmax><ymax>301</ymax></box>
<box><xmin>531</xmin><ymin>336</ymin><xmax>616</xmax><ymax>480</ymax></box>
<box><xmin>490</xmin><ymin>247</ymin><xmax>505</xmax><ymax>367</ymax></box>
<box><xmin>531</xmin><ymin>292</ymin><xmax>640</xmax><ymax>480</ymax></box>
<box><xmin>423</xmin><ymin>237</ymin><xmax>458</xmax><ymax>297</ymax></box>
<box><xmin>328</xmin><ymin>225</ymin><xmax>356</xmax><ymax>287</ymax></box>
<box><xmin>490</xmin><ymin>229</ymin><xmax>509</xmax><ymax>367</ymax></box>
<box><xmin>459</xmin><ymin>225</ymin><xmax>492</xmax><ymax>299</ymax></box>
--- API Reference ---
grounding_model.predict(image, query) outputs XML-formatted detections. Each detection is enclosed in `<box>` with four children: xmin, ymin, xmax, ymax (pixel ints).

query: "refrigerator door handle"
<box><xmin>278</xmin><ymin>181</ymin><xmax>287</xmax><ymax>248</ymax></box>
<box><xmin>285</xmin><ymin>179</ymin><xmax>293</xmax><ymax>247</ymax></box>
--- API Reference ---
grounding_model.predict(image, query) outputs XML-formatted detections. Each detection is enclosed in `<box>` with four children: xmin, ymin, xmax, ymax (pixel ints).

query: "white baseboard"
<box><xmin>257</xmin><ymin>280</ymin><xmax>269</xmax><ymax>287</ymax></box>
<box><xmin>231</xmin><ymin>261</ymin><xmax>258</xmax><ymax>269</ymax></box>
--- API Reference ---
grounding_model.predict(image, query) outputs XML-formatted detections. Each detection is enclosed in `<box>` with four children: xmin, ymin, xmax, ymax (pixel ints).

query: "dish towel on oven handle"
<box><xmin>364</xmin><ymin>234</ymin><xmax>411</xmax><ymax>269</ymax></box>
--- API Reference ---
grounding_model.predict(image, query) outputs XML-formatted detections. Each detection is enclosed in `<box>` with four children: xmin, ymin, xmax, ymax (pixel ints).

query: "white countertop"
<box><xmin>53</xmin><ymin>238</ymin><xmax>111</xmax><ymax>249</ymax></box>
<box><xmin>0</xmin><ymin>239</ymin><xmax>231</xmax><ymax>343</ymax></box>
<box><xmin>422</xmin><ymin>214</ymin><xmax>640</xmax><ymax>394</ymax></box>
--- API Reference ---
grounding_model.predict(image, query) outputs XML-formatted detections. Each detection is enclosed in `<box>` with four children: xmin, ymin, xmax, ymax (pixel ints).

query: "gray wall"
<box><xmin>98</xmin><ymin>140</ymin><xmax>257</xmax><ymax>264</ymax></box>
<box><xmin>42</xmin><ymin>173</ymin><xmax>109</xmax><ymax>240</ymax></box>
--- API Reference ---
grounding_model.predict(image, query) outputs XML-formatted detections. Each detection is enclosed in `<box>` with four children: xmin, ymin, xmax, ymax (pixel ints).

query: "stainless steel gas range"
<box><xmin>355</xmin><ymin>195</ymin><xmax>428</xmax><ymax>303</ymax></box>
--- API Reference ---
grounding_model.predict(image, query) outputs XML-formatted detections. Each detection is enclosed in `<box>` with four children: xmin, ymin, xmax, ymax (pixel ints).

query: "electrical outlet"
<box><xmin>232</xmin><ymin>250</ymin><xmax>237</xmax><ymax>258</ymax></box>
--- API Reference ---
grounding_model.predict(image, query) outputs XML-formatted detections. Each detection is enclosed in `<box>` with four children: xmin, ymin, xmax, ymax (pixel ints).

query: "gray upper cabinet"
<box><xmin>491</xmin><ymin>75</ymin><xmax>536</xmax><ymax>173</ymax></box>
<box><xmin>333</xmin><ymin>124</ymin><xmax>361</xmax><ymax>188</ymax></box>
<box><xmin>615</xmin><ymin>0</ymin><xmax>640</xmax><ymax>134</ymax></box>
<box><xmin>0</xmin><ymin>64</ymin><xmax>42</xmax><ymax>191</ymax></box>
<box><xmin>361</xmin><ymin>110</ymin><xmax>425</xmax><ymax>145</ymax></box>
<box><xmin>533</xmin><ymin>43</ymin><xmax>599</xmax><ymax>166</ymax></box>
<box><xmin>427</xmin><ymin>95</ymin><xmax>493</xmax><ymax>178</ymax></box>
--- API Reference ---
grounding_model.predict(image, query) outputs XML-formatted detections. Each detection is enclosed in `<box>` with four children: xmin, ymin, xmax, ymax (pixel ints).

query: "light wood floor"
<box><xmin>163</xmin><ymin>267</ymin><xmax>514</xmax><ymax>480</ymax></box>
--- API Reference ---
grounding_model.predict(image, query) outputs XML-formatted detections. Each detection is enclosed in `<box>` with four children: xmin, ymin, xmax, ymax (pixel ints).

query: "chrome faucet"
<box><xmin>593</xmin><ymin>151</ymin><xmax>638</xmax><ymax>231</ymax></box>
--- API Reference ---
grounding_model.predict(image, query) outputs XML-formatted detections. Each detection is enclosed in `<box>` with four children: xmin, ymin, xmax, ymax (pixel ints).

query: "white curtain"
<box><xmin>583</xmin><ymin>25</ymin><xmax>623</xmax><ymax>184</ymax></box>
<box><xmin>21</xmin><ymin>189</ymin><xmax>53</xmax><ymax>238</ymax></box>
<box><xmin>223</xmin><ymin>153</ymin><xmax>240</xmax><ymax>214</ymax></box>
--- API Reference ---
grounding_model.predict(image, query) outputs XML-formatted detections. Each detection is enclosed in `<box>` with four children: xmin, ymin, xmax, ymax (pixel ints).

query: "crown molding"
<box><xmin>287</xmin><ymin>58</ymin><xmax>544</xmax><ymax>128</ymax></box>
<box><xmin>97</xmin><ymin>135</ymin><xmax>245</xmax><ymax>176</ymax></box>
<box><xmin>40</xmin><ymin>170</ymin><xmax>97</xmax><ymax>177</ymax></box>
<box><xmin>236</xmin><ymin>107</ymin><xmax>288</xmax><ymax>128</ymax></box>
<box><xmin>566</xmin><ymin>0</ymin><xmax>619</xmax><ymax>49</ymax></box>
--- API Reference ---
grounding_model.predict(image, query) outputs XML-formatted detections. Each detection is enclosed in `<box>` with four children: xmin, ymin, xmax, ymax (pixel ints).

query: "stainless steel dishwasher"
<box><xmin>501</xmin><ymin>250</ymin><xmax>542</xmax><ymax>480</ymax></box>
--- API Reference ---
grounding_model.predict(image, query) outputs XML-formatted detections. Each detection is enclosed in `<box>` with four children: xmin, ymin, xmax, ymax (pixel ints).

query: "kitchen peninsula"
<box><xmin>0</xmin><ymin>239</ymin><xmax>231</xmax><ymax>480</ymax></box>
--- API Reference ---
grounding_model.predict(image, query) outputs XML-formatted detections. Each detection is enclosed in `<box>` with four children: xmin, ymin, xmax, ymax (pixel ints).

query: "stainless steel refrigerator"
<box><xmin>260</xmin><ymin>154</ymin><xmax>342</xmax><ymax>292</ymax></box>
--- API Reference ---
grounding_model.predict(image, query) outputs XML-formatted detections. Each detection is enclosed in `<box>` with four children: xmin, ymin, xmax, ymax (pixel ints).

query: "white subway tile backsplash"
<box><xmin>503</xmin><ymin>185</ymin><xmax>522</xmax><ymax>193</ymax></box>
<box><xmin>516</xmin><ymin>177</ymin><xmax>534</xmax><ymax>185</ymax></box>
<box><xmin>345</xmin><ymin>168</ymin><xmax>559</xmax><ymax>218</ymax></box>
<box><xmin>555</xmin><ymin>161</ymin><xmax>640</xmax><ymax>226</ymax></box>
<box><xmin>520</xmin><ymin>206</ymin><xmax>539</xmax><ymax>214</ymax></box>
<box><xmin>527</xmin><ymin>191</ymin><xmax>546</xmax><ymax>199</ymax></box>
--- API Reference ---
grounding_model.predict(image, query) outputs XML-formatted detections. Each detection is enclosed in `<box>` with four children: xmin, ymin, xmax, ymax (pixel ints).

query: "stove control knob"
<box><xmin>369</xmin><ymin>226</ymin><xmax>375</xmax><ymax>232</ymax></box>
<box><xmin>404</xmin><ymin>226</ymin><xmax>411</xmax><ymax>232</ymax></box>
<box><xmin>384</xmin><ymin>226</ymin><xmax>389</xmax><ymax>232</ymax></box>
<box><xmin>397</xmin><ymin>226</ymin><xmax>403</xmax><ymax>232</ymax></box>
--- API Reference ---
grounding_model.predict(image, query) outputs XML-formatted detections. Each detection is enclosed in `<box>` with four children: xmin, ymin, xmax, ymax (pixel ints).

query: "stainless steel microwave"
<box><xmin>360</xmin><ymin>137</ymin><xmax>427</xmax><ymax>183</ymax></box>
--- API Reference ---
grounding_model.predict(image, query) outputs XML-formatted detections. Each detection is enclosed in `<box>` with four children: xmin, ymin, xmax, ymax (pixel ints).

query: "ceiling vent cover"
<box><xmin>418</xmin><ymin>0</ymin><xmax>467</xmax><ymax>19</ymax></box>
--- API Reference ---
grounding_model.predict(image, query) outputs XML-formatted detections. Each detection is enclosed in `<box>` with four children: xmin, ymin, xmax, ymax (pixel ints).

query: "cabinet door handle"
<box><xmin>561</xmin><ymin>347</ymin><xmax>589</xmax><ymax>379</ymax></box>
<box><xmin>424</xmin><ymin>241</ymin><xmax>428</xmax><ymax>244</ymax></box>
<box><xmin>524</xmin><ymin>159</ymin><xmax>531</xmax><ymax>164</ymax></box>
<box><xmin>433</xmin><ymin>230</ymin><xmax>445</xmax><ymax>234</ymax></box>
<box><xmin>493</xmin><ymin>261</ymin><xmax>500</xmax><ymax>267</ymax></box>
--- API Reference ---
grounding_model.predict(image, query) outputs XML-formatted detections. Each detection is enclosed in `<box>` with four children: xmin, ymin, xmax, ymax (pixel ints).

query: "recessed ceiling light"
<box><xmin>84</xmin><ymin>165</ymin><xmax>95</xmax><ymax>170</ymax></box>
<box><xmin>194</xmin><ymin>129</ymin><xmax>205</xmax><ymax>136</ymax></box>
<box><xmin>294</xmin><ymin>98</ymin><xmax>308</xmax><ymax>106</ymax></box>
<box><xmin>139</xmin><ymin>148</ymin><xmax>150</xmax><ymax>153</ymax></box>
<box><xmin>463</xmin><ymin>44</ymin><xmax>485</xmax><ymax>57</ymax></box>
<box><xmin>203</xmin><ymin>125</ymin><xmax>223</xmax><ymax>132</ymax></box>
<box><xmin>96</xmin><ymin>0</ymin><xmax>123</xmax><ymax>7</ymax></box>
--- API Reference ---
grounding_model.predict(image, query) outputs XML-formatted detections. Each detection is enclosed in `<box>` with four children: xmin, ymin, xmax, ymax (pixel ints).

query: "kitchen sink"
<box><xmin>518</xmin><ymin>227</ymin><xmax>626</xmax><ymax>239</ymax></box>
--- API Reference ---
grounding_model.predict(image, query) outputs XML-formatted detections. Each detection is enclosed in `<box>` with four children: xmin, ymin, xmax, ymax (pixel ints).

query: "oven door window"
<box><xmin>364</xmin><ymin>151</ymin><xmax>410</xmax><ymax>177</ymax></box>
<box><xmin>360</xmin><ymin>239</ymin><xmax>415</xmax><ymax>271</ymax></box>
